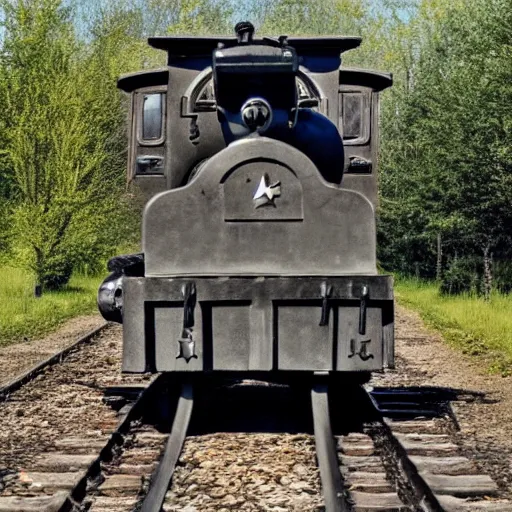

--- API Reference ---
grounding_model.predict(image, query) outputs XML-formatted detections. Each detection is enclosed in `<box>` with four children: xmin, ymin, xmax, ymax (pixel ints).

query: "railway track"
<box><xmin>0</xmin><ymin>326</ymin><xmax>510</xmax><ymax>511</ymax></box>
<box><xmin>0</xmin><ymin>323</ymin><xmax>109</xmax><ymax>402</ymax></box>
<box><xmin>85</xmin><ymin>378</ymin><xmax>512</xmax><ymax>511</ymax></box>
<box><xmin>0</xmin><ymin>323</ymin><xmax>152</xmax><ymax>511</ymax></box>
<box><xmin>5</xmin><ymin>377</ymin><xmax>506</xmax><ymax>512</ymax></box>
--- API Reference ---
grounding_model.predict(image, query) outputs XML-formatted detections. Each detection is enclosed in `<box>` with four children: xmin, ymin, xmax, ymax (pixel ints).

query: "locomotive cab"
<box><xmin>339</xmin><ymin>68</ymin><xmax>393</xmax><ymax>206</ymax></box>
<box><xmin>118</xmin><ymin>45</ymin><xmax>391</xmax><ymax>209</ymax></box>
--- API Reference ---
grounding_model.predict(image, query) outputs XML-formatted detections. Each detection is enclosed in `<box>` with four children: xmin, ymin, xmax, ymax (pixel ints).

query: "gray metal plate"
<box><xmin>143</xmin><ymin>138</ymin><xmax>377</xmax><ymax>277</ymax></box>
<box><xmin>212</xmin><ymin>303</ymin><xmax>251</xmax><ymax>370</ymax></box>
<box><xmin>277</xmin><ymin>304</ymin><xmax>333</xmax><ymax>370</ymax></box>
<box><xmin>337</xmin><ymin>307</ymin><xmax>382</xmax><ymax>371</ymax></box>
<box><xmin>122</xmin><ymin>276</ymin><xmax>393</xmax><ymax>373</ymax></box>
<box><xmin>154</xmin><ymin>304</ymin><xmax>203</xmax><ymax>371</ymax></box>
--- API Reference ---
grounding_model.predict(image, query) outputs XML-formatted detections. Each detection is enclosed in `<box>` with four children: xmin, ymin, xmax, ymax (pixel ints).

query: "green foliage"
<box><xmin>0</xmin><ymin>199</ymin><xmax>12</xmax><ymax>259</ymax></box>
<box><xmin>439</xmin><ymin>256</ymin><xmax>481</xmax><ymax>296</ymax></box>
<box><xmin>253</xmin><ymin>0</ymin><xmax>369</xmax><ymax>37</ymax></box>
<box><xmin>439</xmin><ymin>257</ymin><xmax>512</xmax><ymax>297</ymax></box>
<box><xmin>76</xmin><ymin>0</ymin><xmax>234</xmax><ymax>39</ymax></box>
<box><xmin>493</xmin><ymin>261</ymin><xmax>512</xmax><ymax>295</ymax></box>
<box><xmin>0</xmin><ymin>0</ymin><xmax>138</xmax><ymax>289</ymax></box>
<box><xmin>378</xmin><ymin>0</ymin><xmax>512</xmax><ymax>286</ymax></box>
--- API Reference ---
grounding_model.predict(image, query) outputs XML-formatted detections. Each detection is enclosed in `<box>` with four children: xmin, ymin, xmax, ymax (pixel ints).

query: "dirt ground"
<box><xmin>0</xmin><ymin>315</ymin><xmax>105</xmax><ymax>388</ymax></box>
<box><xmin>371</xmin><ymin>305</ymin><xmax>512</xmax><ymax>498</ymax></box>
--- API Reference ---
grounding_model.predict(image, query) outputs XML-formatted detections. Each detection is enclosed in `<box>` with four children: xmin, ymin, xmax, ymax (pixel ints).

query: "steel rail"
<box><xmin>141</xmin><ymin>379</ymin><xmax>194</xmax><ymax>512</ymax></box>
<box><xmin>311</xmin><ymin>379</ymin><xmax>348</xmax><ymax>512</ymax></box>
<box><xmin>0</xmin><ymin>322</ymin><xmax>109</xmax><ymax>401</ymax></box>
<box><xmin>57</xmin><ymin>374</ymin><xmax>163</xmax><ymax>511</ymax></box>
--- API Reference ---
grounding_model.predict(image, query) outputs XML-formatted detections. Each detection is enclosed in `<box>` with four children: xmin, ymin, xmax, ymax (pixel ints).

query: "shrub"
<box><xmin>439</xmin><ymin>256</ymin><xmax>482</xmax><ymax>295</ymax></box>
<box><xmin>39</xmin><ymin>255</ymin><xmax>74</xmax><ymax>291</ymax></box>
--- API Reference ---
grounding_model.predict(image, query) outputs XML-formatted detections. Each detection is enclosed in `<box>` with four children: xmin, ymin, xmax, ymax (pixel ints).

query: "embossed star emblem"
<box><xmin>253</xmin><ymin>173</ymin><xmax>281</xmax><ymax>209</ymax></box>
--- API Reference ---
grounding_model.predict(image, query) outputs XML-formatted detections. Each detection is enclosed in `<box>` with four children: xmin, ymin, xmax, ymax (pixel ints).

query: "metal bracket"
<box><xmin>319</xmin><ymin>282</ymin><xmax>333</xmax><ymax>326</ymax></box>
<box><xmin>359</xmin><ymin>285</ymin><xmax>369</xmax><ymax>335</ymax></box>
<box><xmin>176</xmin><ymin>282</ymin><xmax>198</xmax><ymax>363</ymax></box>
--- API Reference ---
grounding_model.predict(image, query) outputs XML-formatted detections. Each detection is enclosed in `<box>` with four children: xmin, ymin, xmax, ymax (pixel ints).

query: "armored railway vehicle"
<box><xmin>98</xmin><ymin>22</ymin><xmax>394</xmax><ymax>512</ymax></box>
<box><xmin>99</xmin><ymin>21</ymin><xmax>393</xmax><ymax>379</ymax></box>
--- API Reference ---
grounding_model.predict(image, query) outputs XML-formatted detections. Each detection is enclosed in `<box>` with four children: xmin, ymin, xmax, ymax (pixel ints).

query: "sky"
<box><xmin>0</xmin><ymin>0</ymin><xmax>416</xmax><ymax>47</ymax></box>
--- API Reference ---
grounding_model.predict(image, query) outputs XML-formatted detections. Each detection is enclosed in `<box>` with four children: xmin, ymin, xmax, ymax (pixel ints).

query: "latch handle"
<box><xmin>182</xmin><ymin>282</ymin><xmax>196</xmax><ymax>329</ymax></box>
<box><xmin>176</xmin><ymin>282</ymin><xmax>198</xmax><ymax>363</ymax></box>
<box><xmin>359</xmin><ymin>285</ymin><xmax>369</xmax><ymax>335</ymax></box>
<box><xmin>319</xmin><ymin>282</ymin><xmax>333</xmax><ymax>326</ymax></box>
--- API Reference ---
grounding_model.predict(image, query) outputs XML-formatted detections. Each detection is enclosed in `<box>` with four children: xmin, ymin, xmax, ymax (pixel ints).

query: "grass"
<box><xmin>396</xmin><ymin>277</ymin><xmax>512</xmax><ymax>375</ymax></box>
<box><xmin>0</xmin><ymin>266</ymin><xmax>101</xmax><ymax>346</ymax></box>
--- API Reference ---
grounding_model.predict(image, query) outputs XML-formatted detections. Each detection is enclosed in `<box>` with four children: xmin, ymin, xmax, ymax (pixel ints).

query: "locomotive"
<box><xmin>98</xmin><ymin>22</ymin><xmax>394</xmax><ymax>380</ymax></box>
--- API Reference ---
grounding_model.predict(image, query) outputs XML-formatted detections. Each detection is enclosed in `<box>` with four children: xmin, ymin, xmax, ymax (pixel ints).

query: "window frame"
<box><xmin>136</xmin><ymin>86</ymin><xmax>167</xmax><ymax>146</ymax></box>
<box><xmin>339</xmin><ymin>87</ymin><xmax>371</xmax><ymax>146</ymax></box>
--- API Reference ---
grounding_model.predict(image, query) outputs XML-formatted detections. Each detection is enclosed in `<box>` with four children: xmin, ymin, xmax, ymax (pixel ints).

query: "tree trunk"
<box><xmin>436</xmin><ymin>233</ymin><xmax>442</xmax><ymax>281</ymax></box>
<box><xmin>450</xmin><ymin>253</ymin><xmax>458</xmax><ymax>296</ymax></box>
<box><xmin>34</xmin><ymin>247</ymin><xmax>44</xmax><ymax>298</ymax></box>
<box><xmin>483</xmin><ymin>244</ymin><xmax>492</xmax><ymax>301</ymax></box>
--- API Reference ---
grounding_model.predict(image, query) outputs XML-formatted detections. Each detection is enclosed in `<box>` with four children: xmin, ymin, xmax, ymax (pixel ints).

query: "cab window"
<box><xmin>142</xmin><ymin>93</ymin><xmax>164</xmax><ymax>141</ymax></box>
<box><xmin>339</xmin><ymin>91</ymin><xmax>369</xmax><ymax>145</ymax></box>
<box><xmin>342</xmin><ymin>93</ymin><xmax>362</xmax><ymax>140</ymax></box>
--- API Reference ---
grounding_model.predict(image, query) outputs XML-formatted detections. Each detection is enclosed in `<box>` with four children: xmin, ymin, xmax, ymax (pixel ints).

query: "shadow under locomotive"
<box><xmin>127</xmin><ymin>377</ymin><xmax>491</xmax><ymax>437</ymax></box>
